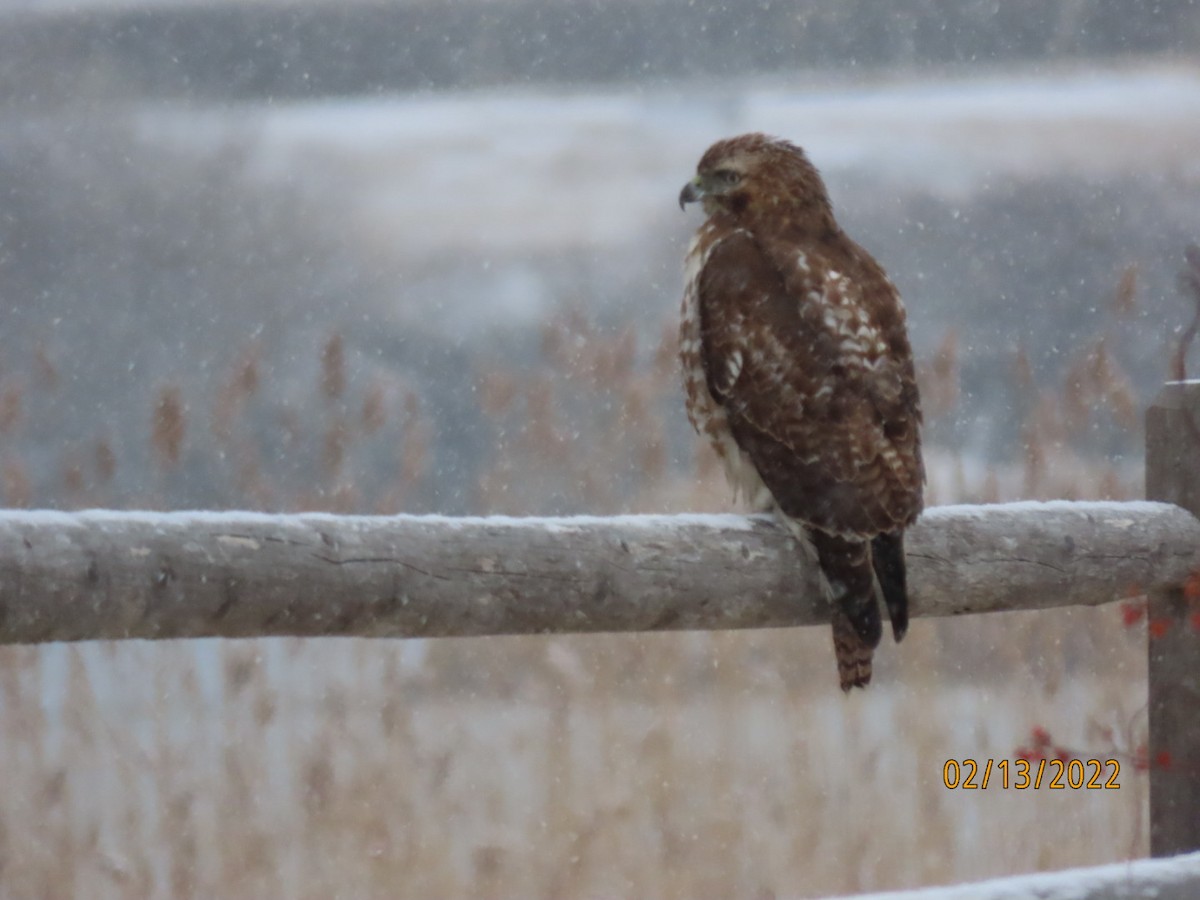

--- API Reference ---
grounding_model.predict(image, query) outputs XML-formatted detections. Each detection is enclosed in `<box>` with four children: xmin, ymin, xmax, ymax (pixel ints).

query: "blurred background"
<box><xmin>1</xmin><ymin>1</ymin><xmax>1198</xmax><ymax>897</ymax></box>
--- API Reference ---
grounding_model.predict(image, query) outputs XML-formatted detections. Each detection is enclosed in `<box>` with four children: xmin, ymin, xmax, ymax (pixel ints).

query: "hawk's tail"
<box><xmin>871</xmin><ymin>531</ymin><xmax>910</xmax><ymax>642</ymax></box>
<box><xmin>831</xmin><ymin>605</ymin><xmax>875</xmax><ymax>690</ymax></box>
<box><xmin>811</xmin><ymin>532</ymin><xmax>882</xmax><ymax>691</ymax></box>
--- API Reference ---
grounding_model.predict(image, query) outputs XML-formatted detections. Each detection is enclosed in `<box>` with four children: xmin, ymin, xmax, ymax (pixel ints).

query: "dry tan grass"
<box><xmin>0</xmin><ymin>289</ymin><xmax>1170</xmax><ymax>898</ymax></box>
<box><xmin>0</xmin><ymin>632</ymin><xmax>1149</xmax><ymax>899</ymax></box>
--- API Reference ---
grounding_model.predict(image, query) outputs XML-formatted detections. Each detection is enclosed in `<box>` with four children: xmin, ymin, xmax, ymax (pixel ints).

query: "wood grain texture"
<box><xmin>0</xmin><ymin>501</ymin><xmax>1195</xmax><ymax>645</ymax></box>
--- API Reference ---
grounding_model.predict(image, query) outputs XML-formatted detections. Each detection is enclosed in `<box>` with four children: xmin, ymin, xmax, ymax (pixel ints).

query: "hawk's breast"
<box><xmin>680</xmin><ymin>224</ymin><xmax>773</xmax><ymax>509</ymax></box>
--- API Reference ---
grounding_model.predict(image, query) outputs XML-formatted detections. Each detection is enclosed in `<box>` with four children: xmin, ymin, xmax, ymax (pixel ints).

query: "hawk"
<box><xmin>678</xmin><ymin>133</ymin><xmax>924</xmax><ymax>690</ymax></box>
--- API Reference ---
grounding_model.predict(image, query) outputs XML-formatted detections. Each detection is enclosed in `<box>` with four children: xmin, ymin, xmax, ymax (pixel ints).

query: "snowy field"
<box><xmin>132</xmin><ymin>62</ymin><xmax>1200</xmax><ymax>386</ymax></box>
<box><xmin>142</xmin><ymin>63</ymin><xmax>1200</xmax><ymax>259</ymax></box>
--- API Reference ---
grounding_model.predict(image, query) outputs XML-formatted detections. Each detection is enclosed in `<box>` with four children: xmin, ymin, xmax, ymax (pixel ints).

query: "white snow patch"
<box><xmin>0</xmin><ymin>504</ymin><xmax>1189</xmax><ymax>537</ymax></box>
<box><xmin>832</xmin><ymin>850</ymin><xmax>1200</xmax><ymax>900</ymax></box>
<box><xmin>119</xmin><ymin>64</ymin><xmax>1200</xmax><ymax>341</ymax></box>
<box><xmin>919</xmin><ymin>500</ymin><xmax>1184</xmax><ymax>521</ymax></box>
<box><xmin>0</xmin><ymin>509</ymin><xmax>765</xmax><ymax>533</ymax></box>
<box><xmin>136</xmin><ymin>63</ymin><xmax>1200</xmax><ymax>259</ymax></box>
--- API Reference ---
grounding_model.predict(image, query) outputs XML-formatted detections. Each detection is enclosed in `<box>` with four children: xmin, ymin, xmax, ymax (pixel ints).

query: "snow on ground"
<box><xmin>139</xmin><ymin>63</ymin><xmax>1200</xmax><ymax>259</ymax></box>
<box><xmin>129</xmin><ymin>63</ymin><xmax>1200</xmax><ymax>345</ymax></box>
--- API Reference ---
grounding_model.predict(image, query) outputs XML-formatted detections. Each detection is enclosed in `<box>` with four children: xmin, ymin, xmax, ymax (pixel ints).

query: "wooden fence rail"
<box><xmin>0</xmin><ymin>502</ymin><xmax>1194</xmax><ymax>645</ymax></box>
<box><xmin>844</xmin><ymin>849</ymin><xmax>1200</xmax><ymax>900</ymax></box>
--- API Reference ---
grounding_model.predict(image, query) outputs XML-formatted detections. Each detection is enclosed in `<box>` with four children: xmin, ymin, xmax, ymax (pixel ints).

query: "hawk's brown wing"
<box><xmin>696</xmin><ymin>229</ymin><xmax>922</xmax><ymax>537</ymax></box>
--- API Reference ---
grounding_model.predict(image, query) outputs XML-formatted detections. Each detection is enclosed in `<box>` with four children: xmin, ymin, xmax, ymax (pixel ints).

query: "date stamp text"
<box><xmin>942</xmin><ymin>758</ymin><xmax>1121</xmax><ymax>790</ymax></box>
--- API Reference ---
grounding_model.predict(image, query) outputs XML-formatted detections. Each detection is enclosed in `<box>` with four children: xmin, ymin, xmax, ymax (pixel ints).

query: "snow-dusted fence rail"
<box><xmin>847</xmin><ymin>850</ymin><xmax>1200</xmax><ymax>900</ymax></box>
<box><xmin>0</xmin><ymin>383</ymin><xmax>1197</xmax><ymax>862</ymax></box>
<box><xmin>0</xmin><ymin>503</ymin><xmax>1192</xmax><ymax>644</ymax></box>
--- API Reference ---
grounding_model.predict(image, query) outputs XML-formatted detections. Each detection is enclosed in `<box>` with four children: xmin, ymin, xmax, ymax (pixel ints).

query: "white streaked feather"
<box><xmin>723</xmin><ymin>349</ymin><xmax>743</xmax><ymax>390</ymax></box>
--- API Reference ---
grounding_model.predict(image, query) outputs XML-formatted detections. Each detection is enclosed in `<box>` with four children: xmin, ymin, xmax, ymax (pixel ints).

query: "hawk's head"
<box><xmin>679</xmin><ymin>133</ymin><xmax>834</xmax><ymax>229</ymax></box>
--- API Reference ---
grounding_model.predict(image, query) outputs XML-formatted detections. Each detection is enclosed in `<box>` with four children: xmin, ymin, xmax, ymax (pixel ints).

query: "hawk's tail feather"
<box><xmin>871</xmin><ymin>531</ymin><xmax>910</xmax><ymax>642</ymax></box>
<box><xmin>810</xmin><ymin>531</ymin><xmax>881</xmax><ymax>691</ymax></box>
<box><xmin>810</xmin><ymin>531</ymin><xmax>881</xmax><ymax>646</ymax></box>
<box><xmin>832</xmin><ymin>608</ymin><xmax>873</xmax><ymax>691</ymax></box>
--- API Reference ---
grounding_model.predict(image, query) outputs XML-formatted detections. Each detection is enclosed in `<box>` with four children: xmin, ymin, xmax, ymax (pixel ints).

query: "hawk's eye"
<box><xmin>714</xmin><ymin>169</ymin><xmax>741</xmax><ymax>187</ymax></box>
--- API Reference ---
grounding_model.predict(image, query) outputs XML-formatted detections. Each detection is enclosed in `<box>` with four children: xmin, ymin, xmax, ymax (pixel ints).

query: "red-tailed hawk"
<box><xmin>678</xmin><ymin>133</ymin><xmax>924</xmax><ymax>690</ymax></box>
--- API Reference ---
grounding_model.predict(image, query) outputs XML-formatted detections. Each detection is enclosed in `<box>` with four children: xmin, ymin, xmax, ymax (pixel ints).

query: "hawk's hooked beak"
<box><xmin>678</xmin><ymin>176</ymin><xmax>704</xmax><ymax>210</ymax></box>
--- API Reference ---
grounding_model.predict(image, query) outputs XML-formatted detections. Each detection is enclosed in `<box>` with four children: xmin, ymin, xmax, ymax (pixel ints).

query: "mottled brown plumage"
<box><xmin>678</xmin><ymin>133</ymin><xmax>924</xmax><ymax>690</ymax></box>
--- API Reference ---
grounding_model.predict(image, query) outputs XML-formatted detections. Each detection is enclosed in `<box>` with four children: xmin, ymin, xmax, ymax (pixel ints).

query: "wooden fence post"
<box><xmin>1146</xmin><ymin>380</ymin><xmax>1200</xmax><ymax>857</ymax></box>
